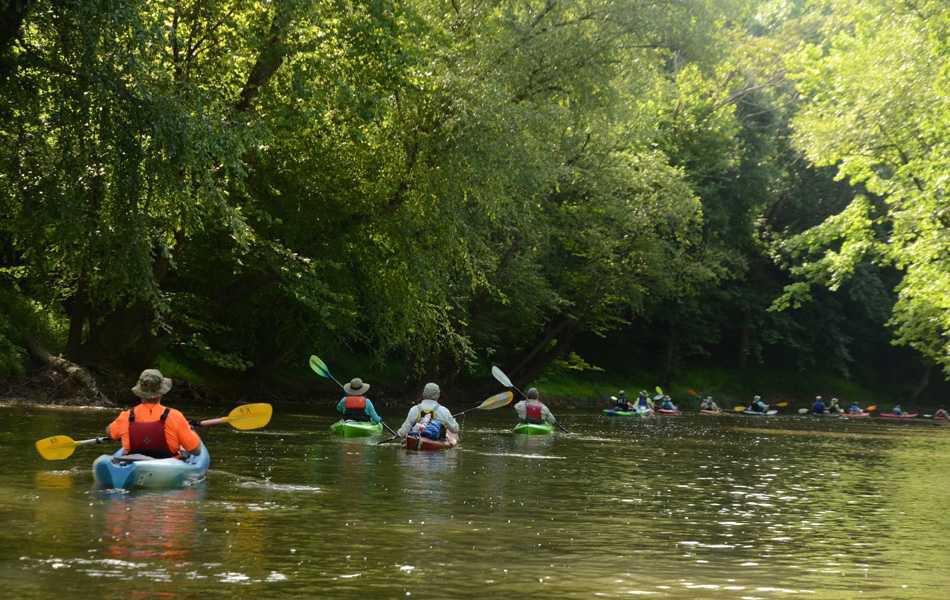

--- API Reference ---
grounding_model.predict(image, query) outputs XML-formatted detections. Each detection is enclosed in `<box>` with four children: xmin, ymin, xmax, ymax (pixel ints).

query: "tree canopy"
<box><xmin>0</xmin><ymin>0</ymin><xmax>946</xmax><ymax>397</ymax></box>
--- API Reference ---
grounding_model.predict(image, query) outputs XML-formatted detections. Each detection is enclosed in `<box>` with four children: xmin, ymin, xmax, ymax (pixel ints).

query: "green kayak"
<box><xmin>330</xmin><ymin>419</ymin><xmax>383</xmax><ymax>437</ymax></box>
<box><xmin>513</xmin><ymin>422</ymin><xmax>555</xmax><ymax>435</ymax></box>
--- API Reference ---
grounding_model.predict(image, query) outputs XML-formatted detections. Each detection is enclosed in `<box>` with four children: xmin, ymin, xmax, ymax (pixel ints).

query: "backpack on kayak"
<box><xmin>420</xmin><ymin>421</ymin><xmax>445</xmax><ymax>440</ymax></box>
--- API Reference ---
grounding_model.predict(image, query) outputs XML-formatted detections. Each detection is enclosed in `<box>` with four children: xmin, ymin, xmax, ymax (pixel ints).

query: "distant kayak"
<box><xmin>602</xmin><ymin>409</ymin><xmax>652</xmax><ymax>417</ymax></box>
<box><xmin>93</xmin><ymin>443</ymin><xmax>210</xmax><ymax>490</ymax></box>
<box><xmin>742</xmin><ymin>409</ymin><xmax>778</xmax><ymax>416</ymax></box>
<box><xmin>880</xmin><ymin>413</ymin><xmax>919</xmax><ymax>419</ymax></box>
<box><xmin>657</xmin><ymin>408</ymin><xmax>682</xmax><ymax>416</ymax></box>
<box><xmin>330</xmin><ymin>419</ymin><xmax>383</xmax><ymax>437</ymax></box>
<box><xmin>700</xmin><ymin>409</ymin><xmax>723</xmax><ymax>415</ymax></box>
<box><xmin>843</xmin><ymin>412</ymin><xmax>871</xmax><ymax>418</ymax></box>
<box><xmin>404</xmin><ymin>431</ymin><xmax>459</xmax><ymax>451</ymax></box>
<box><xmin>513</xmin><ymin>422</ymin><xmax>554</xmax><ymax>435</ymax></box>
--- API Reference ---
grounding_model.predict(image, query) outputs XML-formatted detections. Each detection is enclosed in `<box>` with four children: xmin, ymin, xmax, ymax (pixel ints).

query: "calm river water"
<box><xmin>1</xmin><ymin>403</ymin><xmax>949</xmax><ymax>598</ymax></box>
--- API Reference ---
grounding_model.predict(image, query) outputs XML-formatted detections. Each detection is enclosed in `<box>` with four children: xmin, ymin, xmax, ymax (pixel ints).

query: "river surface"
<box><xmin>1</xmin><ymin>403</ymin><xmax>949</xmax><ymax>598</ymax></box>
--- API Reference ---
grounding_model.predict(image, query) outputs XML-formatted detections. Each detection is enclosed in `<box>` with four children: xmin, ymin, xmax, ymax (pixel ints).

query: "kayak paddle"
<box><xmin>35</xmin><ymin>403</ymin><xmax>273</xmax><ymax>460</ymax></box>
<box><xmin>193</xmin><ymin>403</ymin><xmax>274</xmax><ymax>430</ymax></box>
<box><xmin>309</xmin><ymin>354</ymin><xmax>345</xmax><ymax>388</ymax></box>
<box><xmin>453</xmin><ymin>390</ymin><xmax>515</xmax><ymax>417</ymax></box>
<box><xmin>733</xmin><ymin>406</ymin><xmax>746</xmax><ymax>412</ymax></box>
<box><xmin>491</xmin><ymin>366</ymin><xmax>570</xmax><ymax>433</ymax></box>
<box><xmin>35</xmin><ymin>435</ymin><xmax>110</xmax><ymax>461</ymax></box>
<box><xmin>798</xmin><ymin>408</ymin><xmax>809</xmax><ymax>415</ymax></box>
<box><xmin>309</xmin><ymin>354</ymin><xmax>400</xmax><ymax>438</ymax></box>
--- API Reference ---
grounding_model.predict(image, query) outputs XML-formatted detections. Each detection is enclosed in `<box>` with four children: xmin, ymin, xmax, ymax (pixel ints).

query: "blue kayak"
<box><xmin>92</xmin><ymin>443</ymin><xmax>210</xmax><ymax>490</ymax></box>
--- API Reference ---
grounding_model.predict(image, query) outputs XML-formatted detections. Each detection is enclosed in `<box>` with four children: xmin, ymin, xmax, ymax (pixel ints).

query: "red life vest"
<box><xmin>128</xmin><ymin>407</ymin><xmax>174</xmax><ymax>458</ymax></box>
<box><xmin>343</xmin><ymin>395</ymin><xmax>369</xmax><ymax>421</ymax></box>
<box><xmin>526</xmin><ymin>403</ymin><xmax>543</xmax><ymax>424</ymax></box>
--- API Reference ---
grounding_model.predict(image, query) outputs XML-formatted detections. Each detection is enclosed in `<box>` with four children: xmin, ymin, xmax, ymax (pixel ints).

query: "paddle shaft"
<box><xmin>79</xmin><ymin>436</ymin><xmax>110</xmax><ymax>447</ymax></box>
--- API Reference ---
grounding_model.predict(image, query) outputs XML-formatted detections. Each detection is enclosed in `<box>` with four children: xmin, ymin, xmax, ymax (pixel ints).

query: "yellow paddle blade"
<box><xmin>775</xmin><ymin>401</ymin><xmax>789</xmax><ymax>408</ymax></box>
<box><xmin>35</xmin><ymin>435</ymin><xmax>79</xmax><ymax>461</ymax></box>
<box><xmin>866</xmin><ymin>405</ymin><xmax>877</xmax><ymax>412</ymax></box>
<box><xmin>733</xmin><ymin>406</ymin><xmax>746</xmax><ymax>412</ymax></box>
<box><xmin>224</xmin><ymin>403</ymin><xmax>273</xmax><ymax>430</ymax></box>
<box><xmin>478</xmin><ymin>391</ymin><xmax>514</xmax><ymax>411</ymax></box>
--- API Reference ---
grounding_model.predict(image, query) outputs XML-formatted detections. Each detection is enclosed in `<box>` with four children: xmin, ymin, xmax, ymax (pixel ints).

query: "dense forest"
<box><xmin>0</xmin><ymin>0</ymin><xmax>947</xmax><ymax>403</ymax></box>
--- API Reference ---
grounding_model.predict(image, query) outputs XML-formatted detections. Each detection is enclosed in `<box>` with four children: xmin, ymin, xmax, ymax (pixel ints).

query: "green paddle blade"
<box><xmin>309</xmin><ymin>355</ymin><xmax>331</xmax><ymax>379</ymax></box>
<box><xmin>478</xmin><ymin>391</ymin><xmax>514</xmax><ymax>411</ymax></box>
<box><xmin>35</xmin><ymin>435</ymin><xmax>79</xmax><ymax>460</ymax></box>
<box><xmin>655</xmin><ymin>386</ymin><xmax>663</xmax><ymax>395</ymax></box>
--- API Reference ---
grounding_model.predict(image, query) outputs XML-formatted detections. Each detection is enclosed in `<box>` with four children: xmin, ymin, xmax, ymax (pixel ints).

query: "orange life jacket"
<box><xmin>343</xmin><ymin>395</ymin><xmax>369</xmax><ymax>420</ymax></box>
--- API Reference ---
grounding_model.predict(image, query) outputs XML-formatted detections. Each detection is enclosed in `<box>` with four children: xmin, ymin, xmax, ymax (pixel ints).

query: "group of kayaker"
<box><xmin>102</xmin><ymin>367</ymin><xmax>948</xmax><ymax>463</ymax></box>
<box><xmin>101</xmin><ymin>367</ymin><xmax>563</xmax><ymax>462</ymax></box>
<box><xmin>341</xmin><ymin>377</ymin><xmax>557</xmax><ymax>445</ymax></box>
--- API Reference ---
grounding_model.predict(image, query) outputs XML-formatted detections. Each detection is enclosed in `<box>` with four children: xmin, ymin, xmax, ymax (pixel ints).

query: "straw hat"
<box><xmin>343</xmin><ymin>377</ymin><xmax>370</xmax><ymax>395</ymax></box>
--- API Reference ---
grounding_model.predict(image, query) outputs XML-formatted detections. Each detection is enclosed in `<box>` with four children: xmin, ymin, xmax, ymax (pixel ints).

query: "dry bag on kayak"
<box><xmin>420</xmin><ymin>421</ymin><xmax>445</xmax><ymax>440</ymax></box>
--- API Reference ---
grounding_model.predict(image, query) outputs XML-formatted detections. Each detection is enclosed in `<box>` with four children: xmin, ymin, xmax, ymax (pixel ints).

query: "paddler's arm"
<box><xmin>365</xmin><ymin>398</ymin><xmax>382</xmax><ymax>424</ymax></box>
<box><xmin>439</xmin><ymin>407</ymin><xmax>459</xmax><ymax>433</ymax></box>
<box><xmin>105</xmin><ymin>410</ymin><xmax>128</xmax><ymax>440</ymax></box>
<box><xmin>172</xmin><ymin>411</ymin><xmax>202</xmax><ymax>455</ymax></box>
<box><xmin>513</xmin><ymin>400</ymin><xmax>526</xmax><ymax>421</ymax></box>
<box><xmin>396</xmin><ymin>407</ymin><xmax>419</xmax><ymax>437</ymax></box>
<box><xmin>335</xmin><ymin>397</ymin><xmax>346</xmax><ymax>415</ymax></box>
<box><xmin>542</xmin><ymin>404</ymin><xmax>557</xmax><ymax>425</ymax></box>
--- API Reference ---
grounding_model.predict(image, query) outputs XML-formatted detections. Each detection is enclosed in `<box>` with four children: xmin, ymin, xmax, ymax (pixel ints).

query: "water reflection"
<box><xmin>101</xmin><ymin>487</ymin><xmax>206</xmax><ymax>562</ymax></box>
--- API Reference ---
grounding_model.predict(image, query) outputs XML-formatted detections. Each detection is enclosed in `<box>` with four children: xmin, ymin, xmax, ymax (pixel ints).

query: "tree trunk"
<box><xmin>233</xmin><ymin>2</ymin><xmax>295</xmax><ymax>114</ymax></box>
<box><xmin>663</xmin><ymin>321</ymin><xmax>677</xmax><ymax>379</ymax></box>
<box><xmin>737</xmin><ymin>310</ymin><xmax>751</xmax><ymax>369</ymax></box>
<box><xmin>909</xmin><ymin>363</ymin><xmax>932</xmax><ymax>401</ymax></box>
<box><xmin>508</xmin><ymin>317</ymin><xmax>580</xmax><ymax>385</ymax></box>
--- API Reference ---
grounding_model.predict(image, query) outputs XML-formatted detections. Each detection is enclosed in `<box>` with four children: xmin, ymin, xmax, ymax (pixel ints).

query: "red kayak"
<box><xmin>879</xmin><ymin>412</ymin><xmax>919</xmax><ymax>419</ymax></box>
<box><xmin>657</xmin><ymin>408</ymin><xmax>682</xmax><ymax>416</ymax></box>
<box><xmin>843</xmin><ymin>412</ymin><xmax>871</xmax><ymax>418</ymax></box>
<box><xmin>404</xmin><ymin>431</ymin><xmax>459</xmax><ymax>451</ymax></box>
<box><xmin>700</xmin><ymin>409</ymin><xmax>722</xmax><ymax>415</ymax></box>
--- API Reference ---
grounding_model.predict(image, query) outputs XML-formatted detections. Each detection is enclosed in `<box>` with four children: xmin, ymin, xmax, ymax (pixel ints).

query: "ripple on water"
<box><xmin>466</xmin><ymin>451</ymin><xmax>566</xmax><ymax>460</ymax></box>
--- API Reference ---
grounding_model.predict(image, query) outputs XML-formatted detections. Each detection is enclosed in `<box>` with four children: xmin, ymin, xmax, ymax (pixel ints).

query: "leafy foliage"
<box><xmin>0</xmin><ymin>0</ymin><xmax>944</xmax><ymax>396</ymax></box>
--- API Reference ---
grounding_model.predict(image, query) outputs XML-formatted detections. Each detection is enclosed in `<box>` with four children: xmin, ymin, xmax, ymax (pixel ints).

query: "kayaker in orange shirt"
<box><xmin>106</xmin><ymin>369</ymin><xmax>202</xmax><ymax>458</ymax></box>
